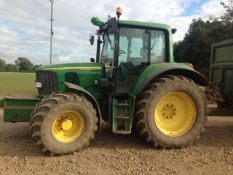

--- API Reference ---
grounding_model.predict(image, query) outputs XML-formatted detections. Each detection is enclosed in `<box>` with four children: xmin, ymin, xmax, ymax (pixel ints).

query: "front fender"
<box><xmin>64</xmin><ymin>82</ymin><xmax>102</xmax><ymax>131</ymax></box>
<box><xmin>131</xmin><ymin>63</ymin><xmax>208</xmax><ymax>96</ymax></box>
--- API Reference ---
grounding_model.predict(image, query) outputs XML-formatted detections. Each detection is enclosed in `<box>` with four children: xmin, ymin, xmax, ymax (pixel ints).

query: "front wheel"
<box><xmin>135</xmin><ymin>75</ymin><xmax>207</xmax><ymax>148</ymax></box>
<box><xmin>30</xmin><ymin>93</ymin><xmax>98</xmax><ymax>155</ymax></box>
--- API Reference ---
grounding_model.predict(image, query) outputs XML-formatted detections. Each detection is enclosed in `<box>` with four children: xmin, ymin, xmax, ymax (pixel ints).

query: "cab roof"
<box><xmin>119</xmin><ymin>20</ymin><xmax>171</xmax><ymax>31</ymax></box>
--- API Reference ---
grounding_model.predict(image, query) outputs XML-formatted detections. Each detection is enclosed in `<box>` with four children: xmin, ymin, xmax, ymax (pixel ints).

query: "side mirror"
<box><xmin>172</xmin><ymin>28</ymin><xmax>177</xmax><ymax>34</ymax></box>
<box><xmin>89</xmin><ymin>34</ymin><xmax>95</xmax><ymax>45</ymax></box>
<box><xmin>90</xmin><ymin>58</ymin><xmax>95</xmax><ymax>63</ymax></box>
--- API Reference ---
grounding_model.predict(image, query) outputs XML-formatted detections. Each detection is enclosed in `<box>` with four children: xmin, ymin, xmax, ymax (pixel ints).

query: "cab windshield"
<box><xmin>100</xmin><ymin>27</ymin><xmax>166</xmax><ymax>65</ymax></box>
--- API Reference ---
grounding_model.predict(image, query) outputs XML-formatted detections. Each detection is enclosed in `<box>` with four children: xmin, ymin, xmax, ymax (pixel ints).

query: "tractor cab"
<box><xmin>89</xmin><ymin>8</ymin><xmax>177</xmax><ymax>133</ymax></box>
<box><xmin>91</xmin><ymin>12</ymin><xmax>173</xmax><ymax>95</ymax></box>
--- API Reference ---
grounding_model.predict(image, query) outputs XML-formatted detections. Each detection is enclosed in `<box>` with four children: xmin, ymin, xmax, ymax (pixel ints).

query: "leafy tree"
<box><xmin>174</xmin><ymin>19</ymin><xmax>233</xmax><ymax>77</ymax></box>
<box><xmin>220</xmin><ymin>0</ymin><xmax>233</xmax><ymax>22</ymax></box>
<box><xmin>0</xmin><ymin>59</ymin><xmax>6</xmax><ymax>71</ymax></box>
<box><xmin>15</xmin><ymin>57</ymin><xmax>34</xmax><ymax>72</ymax></box>
<box><xmin>174</xmin><ymin>1</ymin><xmax>233</xmax><ymax>78</ymax></box>
<box><xmin>5</xmin><ymin>64</ymin><xmax>18</xmax><ymax>72</ymax></box>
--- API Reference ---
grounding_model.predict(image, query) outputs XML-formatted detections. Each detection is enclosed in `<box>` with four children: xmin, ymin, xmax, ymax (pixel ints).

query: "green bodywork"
<box><xmin>1</xmin><ymin>17</ymin><xmax>207</xmax><ymax>134</ymax></box>
<box><xmin>91</xmin><ymin>17</ymin><xmax>104</xmax><ymax>27</ymax></box>
<box><xmin>38</xmin><ymin>63</ymin><xmax>104</xmax><ymax>100</ymax></box>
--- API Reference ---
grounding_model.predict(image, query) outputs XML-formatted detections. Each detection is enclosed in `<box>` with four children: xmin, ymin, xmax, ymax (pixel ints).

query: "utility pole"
<box><xmin>49</xmin><ymin>0</ymin><xmax>54</xmax><ymax>66</ymax></box>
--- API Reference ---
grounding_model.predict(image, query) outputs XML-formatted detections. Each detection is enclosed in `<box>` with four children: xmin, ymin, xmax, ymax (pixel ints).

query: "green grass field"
<box><xmin>0</xmin><ymin>72</ymin><xmax>37</xmax><ymax>96</ymax></box>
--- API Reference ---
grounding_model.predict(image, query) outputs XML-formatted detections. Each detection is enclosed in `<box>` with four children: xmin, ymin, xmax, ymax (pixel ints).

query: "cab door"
<box><xmin>116</xmin><ymin>27</ymin><xmax>150</xmax><ymax>94</ymax></box>
<box><xmin>116</xmin><ymin>28</ymin><xmax>167</xmax><ymax>94</ymax></box>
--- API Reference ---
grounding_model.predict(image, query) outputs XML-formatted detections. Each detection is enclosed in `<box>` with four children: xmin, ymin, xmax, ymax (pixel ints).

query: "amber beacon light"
<box><xmin>116</xmin><ymin>7</ymin><xmax>122</xmax><ymax>19</ymax></box>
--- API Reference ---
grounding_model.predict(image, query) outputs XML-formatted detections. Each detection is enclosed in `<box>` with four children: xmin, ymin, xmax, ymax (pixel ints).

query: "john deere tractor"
<box><xmin>0</xmin><ymin>8</ymin><xmax>208</xmax><ymax>155</ymax></box>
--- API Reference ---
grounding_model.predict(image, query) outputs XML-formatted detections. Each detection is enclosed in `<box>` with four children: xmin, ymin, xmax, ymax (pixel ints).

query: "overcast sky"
<box><xmin>0</xmin><ymin>0</ymin><xmax>226</xmax><ymax>65</ymax></box>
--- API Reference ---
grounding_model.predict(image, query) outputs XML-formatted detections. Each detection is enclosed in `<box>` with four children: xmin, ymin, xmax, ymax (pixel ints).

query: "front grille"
<box><xmin>36</xmin><ymin>71</ymin><xmax>58</xmax><ymax>95</ymax></box>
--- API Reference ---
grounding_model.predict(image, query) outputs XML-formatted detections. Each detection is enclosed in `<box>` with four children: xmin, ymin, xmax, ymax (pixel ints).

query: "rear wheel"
<box><xmin>30</xmin><ymin>93</ymin><xmax>97</xmax><ymax>155</ymax></box>
<box><xmin>135</xmin><ymin>75</ymin><xmax>206</xmax><ymax>147</ymax></box>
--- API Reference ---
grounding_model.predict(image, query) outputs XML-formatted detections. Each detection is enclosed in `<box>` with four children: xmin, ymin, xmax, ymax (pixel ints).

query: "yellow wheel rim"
<box><xmin>154</xmin><ymin>91</ymin><xmax>196</xmax><ymax>137</ymax></box>
<box><xmin>52</xmin><ymin>110</ymin><xmax>85</xmax><ymax>143</ymax></box>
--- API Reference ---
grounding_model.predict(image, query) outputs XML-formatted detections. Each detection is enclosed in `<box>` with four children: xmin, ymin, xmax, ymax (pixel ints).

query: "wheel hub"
<box><xmin>52</xmin><ymin>110</ymin><xmax>85</xmax><ymax>143</ymax></box>
<box><xmin>154</xmin><ymin>91</ymin><xmax>196</xmax><ymax>137</ymax></box>
<box><xmin>61</xmin><ymin>119</ymin><xmax>73</xmax><ymax>131</ymax></box>
<box><xmin>162</xmin><ymin>103</ymin><xmax>176</xmax><ymax>119</ymax></box>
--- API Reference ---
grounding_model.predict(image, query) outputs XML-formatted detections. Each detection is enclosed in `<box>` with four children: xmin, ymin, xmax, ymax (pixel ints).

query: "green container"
<box><xmin>2</xmin><ymin>96</ymin><xmax>41</xmax><ymax>122</ymax></box>
<box><xmin>0</xmin><ymin>98</ymin><xmax>4</xmax><ymax>108</ymax></box>
<box><xmin>210</xmin><ymin>39</ymin><xmax>233</xmax><ymax>105</ymax></box>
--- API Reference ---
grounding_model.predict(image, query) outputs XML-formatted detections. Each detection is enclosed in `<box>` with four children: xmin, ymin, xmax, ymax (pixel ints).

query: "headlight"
<box><xmin>35</xmin><ymin>82</ymin><xmax>43</xmax><ymax>88</ymax></box>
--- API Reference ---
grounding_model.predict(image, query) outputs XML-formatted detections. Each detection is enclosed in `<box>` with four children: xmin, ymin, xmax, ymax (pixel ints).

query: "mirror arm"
<box><xmin>96</xmin><ymin>34</ymin><xmax>101</xmax><ymax>63</ymax></box>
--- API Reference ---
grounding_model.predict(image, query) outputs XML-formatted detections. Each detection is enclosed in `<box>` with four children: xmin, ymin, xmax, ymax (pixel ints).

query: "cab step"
<box><xmin>112</xmin><ymin>97</ymin><xmax>134</xmax><ymax>134</ymax></box>
<box><xmin>117</xmin><ymin>103</ymin><xmax>130</xmax><ymax>106</ymax></box>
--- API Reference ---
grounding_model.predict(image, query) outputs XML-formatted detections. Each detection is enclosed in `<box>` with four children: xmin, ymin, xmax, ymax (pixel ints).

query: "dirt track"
<box><xmin>0</xmin><ymin>109</ymin><xmax>233</xmax><ymax>175</ymax></box>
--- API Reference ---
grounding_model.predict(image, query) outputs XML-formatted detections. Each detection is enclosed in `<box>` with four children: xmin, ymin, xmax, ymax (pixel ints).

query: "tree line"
<box><xmin>174</xmin><ymin>0</ymin><xmax>233</xmax><ymax>77</ymax></box>
<box><xmin>0</xmin><ymin>57</ymin><xmax>41</xmax><ymax>72</ymax></box>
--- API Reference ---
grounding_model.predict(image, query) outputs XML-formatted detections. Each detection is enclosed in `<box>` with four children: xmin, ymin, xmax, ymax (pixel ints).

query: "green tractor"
<box><xmin>0</xmin><ymin>9</ymin><xmax>208</xmax><ymax>155</ymax></box>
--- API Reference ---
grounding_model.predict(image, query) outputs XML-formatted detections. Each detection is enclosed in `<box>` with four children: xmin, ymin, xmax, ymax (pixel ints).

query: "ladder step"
<box><xmin>112</xmin><ymin>98</ymin><xmax>132</xmax><ymax>134</ymax></box>
<box><xmin>117</xmin><ymin>103</ymin><xmax>130</xmax><ymax>106</ymax></box>
<box><xmin>113</xmin><ymin>130</ymin><xmax>131</xmax><ymax>134</ymax></box>
<box><xmin>115</xmin><ymin>116</ymin><xmax>130</xmax><ymax>119</ymax></box>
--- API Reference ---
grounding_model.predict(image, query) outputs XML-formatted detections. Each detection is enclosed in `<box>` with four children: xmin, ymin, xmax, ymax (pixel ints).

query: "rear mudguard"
<box><xmin>131</xmin><ymin>63</ymin><xmax>208</xmax><ymax>97</ymax></box>
<box><xmin>64</xmin><ymin>82</ymin><xmax>102</xmax><ymax>131</ymax></box>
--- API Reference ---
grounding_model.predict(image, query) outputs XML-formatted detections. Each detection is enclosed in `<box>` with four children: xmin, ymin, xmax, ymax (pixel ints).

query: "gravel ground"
<box><xmin>0</xmin><ymin>109</ymin><xmax>233</xmax><ymax>175</ymax></box>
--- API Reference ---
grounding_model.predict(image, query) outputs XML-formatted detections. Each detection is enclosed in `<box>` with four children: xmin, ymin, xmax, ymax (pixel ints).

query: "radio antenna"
<box><xmin>49</xmin><ymin>0</ymin><xmax>54</xmax><ymax>66</ymax></box>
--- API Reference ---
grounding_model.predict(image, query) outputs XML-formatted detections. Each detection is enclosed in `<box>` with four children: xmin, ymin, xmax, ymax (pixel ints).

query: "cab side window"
<box><xmin>118</xmin><ymin>36</ymin><xmax>128</xmax><ymax>63</ymax></box>
<box><xmin>119</xmin><ymin>28</ymin><xmax>149</xmax><ymax>65</ymax></box>
<box><xmin>150</xmin><ymin>30</ymin><xmax>166</xmax><ymax>63</ymax></box>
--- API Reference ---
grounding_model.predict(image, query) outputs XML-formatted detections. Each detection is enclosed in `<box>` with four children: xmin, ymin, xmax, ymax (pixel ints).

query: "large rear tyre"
<box><xmin>30</xmin><ymin>93</ymin><xmax>97</xmax><ymax>155</ymax></box>
<box><xmin>135</xmin><ymin>75</ymin><xmax>207</xmax><ymax>148</ymax></box>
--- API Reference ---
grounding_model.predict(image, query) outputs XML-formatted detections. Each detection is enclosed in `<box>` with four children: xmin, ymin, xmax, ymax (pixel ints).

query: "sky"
<box><xmin>0</xmin><ymin>0</ymin><xmax>227</xmax><ymax>65</ymax></box>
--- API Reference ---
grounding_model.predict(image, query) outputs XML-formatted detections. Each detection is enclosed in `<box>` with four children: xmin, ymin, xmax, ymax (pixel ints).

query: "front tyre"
<box><xmin>30</xmin><ymin>93</ymin><xmax>97</xmax><ymax>155</ymax></box>
<box><xmin>135</xmin><ymin>75</ymin><xmax>207</xmax><ymax>147</ymax></box>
